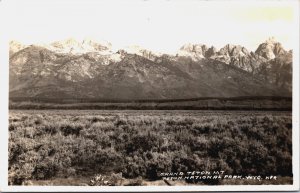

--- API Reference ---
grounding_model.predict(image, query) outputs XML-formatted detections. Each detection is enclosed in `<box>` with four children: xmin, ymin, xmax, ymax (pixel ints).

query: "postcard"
<box><xmin>0</xmin><ymin>0</ymin><xmax>299</xmax><ymax>192</ymax></box>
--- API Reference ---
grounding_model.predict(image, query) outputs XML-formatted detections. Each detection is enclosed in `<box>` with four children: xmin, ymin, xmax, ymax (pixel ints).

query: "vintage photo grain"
<box><xmin>2</xmin><ymin>0</ymin><xmax>300</xmax><ymax>191</ymax></box>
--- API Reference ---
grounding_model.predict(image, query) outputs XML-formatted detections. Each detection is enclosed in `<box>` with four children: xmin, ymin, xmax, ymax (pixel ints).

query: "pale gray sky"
<box><xmin>2</xmin><ymin>0</ymin><xmax>297</xmax><ymax>53</ymax></box>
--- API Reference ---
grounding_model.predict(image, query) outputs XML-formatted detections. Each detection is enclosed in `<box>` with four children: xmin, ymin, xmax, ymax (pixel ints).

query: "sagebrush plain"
<box><xmin>8</xmin><ymin>110</ymin><xmax>292</xmax><ymax>185</ymax></box>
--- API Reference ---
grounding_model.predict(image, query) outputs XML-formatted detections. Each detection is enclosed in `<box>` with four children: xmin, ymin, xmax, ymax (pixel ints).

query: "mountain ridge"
<box><xmin>9</xmin><ymin>38</ymin><xmax>292</xmax><ymax>100</ymax></box>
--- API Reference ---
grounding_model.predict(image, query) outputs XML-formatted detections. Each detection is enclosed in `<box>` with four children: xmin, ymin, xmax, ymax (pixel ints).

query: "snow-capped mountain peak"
<box><xmin>47</xmin><ymin>38</ymin><xmax>112</xmax><ymax>54</ymax></box>
<box><xmin>255</xmin><ymin>37</ymin><xmax>287</xmax><ymax>60</ymax></box>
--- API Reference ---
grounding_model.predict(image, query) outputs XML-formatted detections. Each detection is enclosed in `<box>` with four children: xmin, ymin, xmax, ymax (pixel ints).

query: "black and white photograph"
<box><xmin>0</xmin><ymin>0</ymin><xmax>299</xmax><ymax>191</ymax></box>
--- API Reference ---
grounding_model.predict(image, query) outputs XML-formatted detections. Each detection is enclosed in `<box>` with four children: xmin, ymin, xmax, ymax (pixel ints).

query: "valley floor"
<box><xmin>8</xmin><ymin>110</ymin><xmax>293</xmax><ymax>186</ymax></box>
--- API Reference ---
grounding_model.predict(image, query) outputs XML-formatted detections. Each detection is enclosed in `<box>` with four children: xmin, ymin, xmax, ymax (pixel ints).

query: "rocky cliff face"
<box><xmin>9</xmin><ymin>41</ymin><xmax>27</xmax><ymax>57</ymax></box>
<box><xmin>177</xmin><ymin>43</ymin><xmax>208</xmax><ymax>60</ymax></box>
<box><xmin>255</xmin><ymin>37</ymin><xmax>287</xmax><ymax>60</ymax></box>
<box><xmin>9</xmin><ymin>38</ymin><xmax>292</xmax><ymax>99</ymax></box>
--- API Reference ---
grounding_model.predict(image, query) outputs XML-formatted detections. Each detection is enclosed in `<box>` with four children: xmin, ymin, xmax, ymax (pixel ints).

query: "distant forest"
<box><xmin>9</xmin><ymin>96</ymin><xmax>292</xmax><ymax>110</ymax></box>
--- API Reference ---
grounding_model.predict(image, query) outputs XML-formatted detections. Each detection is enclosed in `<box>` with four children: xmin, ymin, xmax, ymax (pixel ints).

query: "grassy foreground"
<box><xmin>8</xmin><ymin>110</ymin><xmax>292</xmax><ymax>185</ymax></box>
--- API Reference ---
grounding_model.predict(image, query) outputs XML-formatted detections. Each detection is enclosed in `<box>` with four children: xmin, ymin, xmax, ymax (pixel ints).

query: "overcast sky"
<box><xmin>2</xmin><ymin>0</ymin><xmax>297</xmax><ymax>53</ymax></box>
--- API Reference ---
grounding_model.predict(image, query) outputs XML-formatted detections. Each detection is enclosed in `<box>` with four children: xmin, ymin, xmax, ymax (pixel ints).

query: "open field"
<box><xmin>8</xmin><ymin>110</ymin><xmax>292</xmax><ymax>185</ymax></box>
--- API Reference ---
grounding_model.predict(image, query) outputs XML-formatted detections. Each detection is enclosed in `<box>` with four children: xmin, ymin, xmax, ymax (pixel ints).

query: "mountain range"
<box><xmin>9</xmin><ymin>37</ymin><xmax>292</xmax><ymax>100</ymax></box>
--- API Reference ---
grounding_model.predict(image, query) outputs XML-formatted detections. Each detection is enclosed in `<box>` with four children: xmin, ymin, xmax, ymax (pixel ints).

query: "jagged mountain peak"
<box><xmin>265</xmin><ymin>36</ymin><xmax>277</xmax><ymax>44</ymax></box>
<box><xmin>218</xmin><ymin>44</ymin><xmax>250</xmax><ymax>56</ymax></box>
<box><xmin>179</xmin><ymin>43</ymin><xmax>208</xmax><ymax>52</ymax></box>
<box><xmin>9</xmin><ymin>41</ymin><xmax>27</xmax><ymax>57</ymax></box>
<box><xmin>9</xmin><ymin>40</ymin><xmax>24</xmax><ymax>46</ymax></box>
<box><xmin>205</xmin><ymin>46</ymin><xmax>217</xmax><ymax>58</ymax></box>
<box><xmin>81</xmin><ymin>38</ymin><xmax>112</xmax><ymax>50</ymax></box>
<box><xmin>120</xmin><ymin>45</ymin><xmax>162</xmax><ymax>62</ymax></box>
<box><xmin>52</xmin><ymin>38</ymin><xmax>79</xmax><ymax>46</ymax></box>
<box><xmin>48</xmin><ymin>38</ymin><xmax>112</xmax><ymax>54</ymax></box>
<box><xmin>177</xmin><ymin>43</ymin><xmax>209</xmax><ymax>61</ymax></box>
<box><xmin>255</xmin><ymin>37</ymin><xmax>287</xmax><ymax>60</ymax></box>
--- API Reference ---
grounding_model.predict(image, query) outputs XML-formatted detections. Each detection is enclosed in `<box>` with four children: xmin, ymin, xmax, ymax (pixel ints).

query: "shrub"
<box><xmin>32</xmin><ymin>159</ymin><xmax>58</xmax><ymax>180</ymax></box>
<box><xmin>8</xmin><ymin>110</ymin><xmax>293</xmax><ymax>185</ymax></box>
<box><xmin>59</xmin><ymin>122</ymin><xmax>83</xmax><ymax>136</ymax></box>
